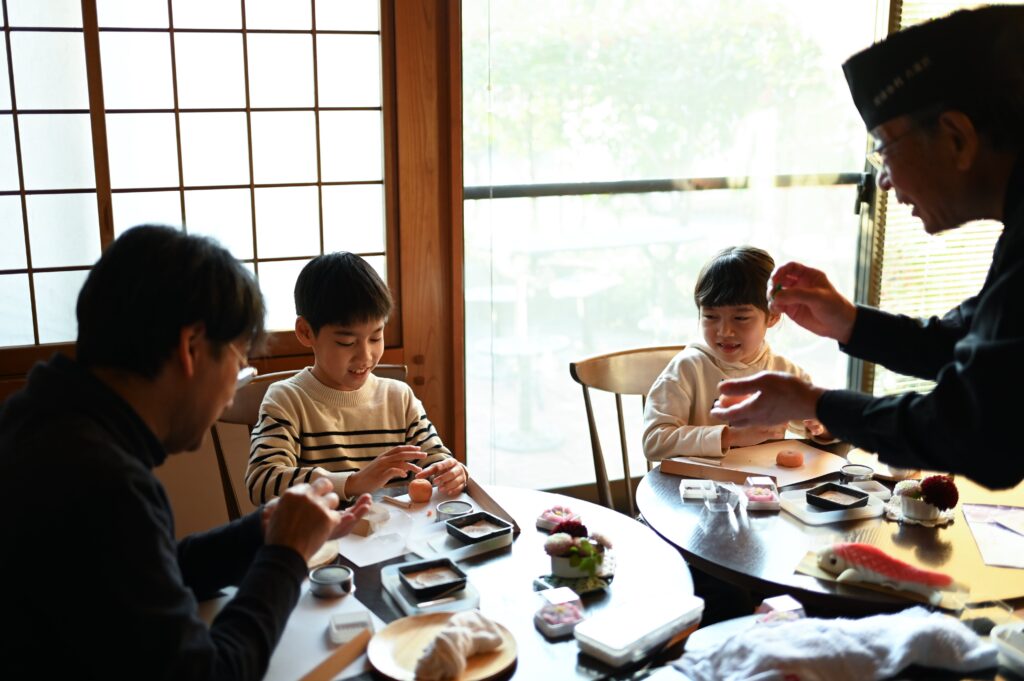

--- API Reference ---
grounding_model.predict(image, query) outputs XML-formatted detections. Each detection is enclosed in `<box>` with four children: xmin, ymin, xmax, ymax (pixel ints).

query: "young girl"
<box><xmin>643</xmin><ymin>246</ymin><xmax>824</xmax><ymax>460</ymax></box>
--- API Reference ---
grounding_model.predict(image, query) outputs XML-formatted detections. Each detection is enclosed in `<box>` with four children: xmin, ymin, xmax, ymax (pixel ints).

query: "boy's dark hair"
<box><xmin>76</xmin><ymin>225</ymin><xmax>266</xmax><ymax>379</ymax></box>
<box><xmin>294</xmin><ymin>252</ymin><xmax>393</xmax><ymax>334</ymax></box>
<box><xmin>693</xmin><ymin>246</ymin><xmax>775</xmax><ymax>314</ymax></box>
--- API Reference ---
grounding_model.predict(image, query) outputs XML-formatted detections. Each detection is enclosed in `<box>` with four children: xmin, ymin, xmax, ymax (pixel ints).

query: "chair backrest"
<box><xmin>211</xmin><ymin>364</ymin><xmax>408</xmax><ymax>518</ymax></box>
<box><xmin>569</xmin><ymin>346</ymin><xmax>684</xmax><ymax>515</ymax></box>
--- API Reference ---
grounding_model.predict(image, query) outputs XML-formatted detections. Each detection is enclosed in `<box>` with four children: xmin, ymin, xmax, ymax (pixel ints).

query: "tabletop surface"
<box><xmin>210</xmin><ymin>485</ymin><xmax>698</xmax><ymax>681</ymax></box>
<box><xmin>636</xmin><ymin>465</ymin><xmax>1024</xmax><ymax>614</ymax></box>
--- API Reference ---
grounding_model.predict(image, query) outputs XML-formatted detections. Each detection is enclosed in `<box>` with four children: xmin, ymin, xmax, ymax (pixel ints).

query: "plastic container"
<box><xmin>574</xmin><ymin>594</ymin><xmax>704</xmax><ymax>667</ymax></box>
<box><xmin>328</xmin><ymin>611</ymin><xmax>373</xmax><ymax>645</ymax></box>
<box><xmin>446</xmin><ymin>510</ymin><xmax>514</xmax><ymax>544</ymax></box>
<box><xmin>993</xmin><ymin>621</ymin><xmax>1024</xmax><ymax>676</ymax></box>
<box><xmin>742</xmin><ymin>476</ymin><xmax>780</xmax><ymax>511</ymax></box>
<box><xmin>308</xmin><ymin>564</ymin><xmax>354</xmax><ymax>598</ymax></box>
<box><xmin>703</xmin><ymin>483</ymin><xmax>739</xmax><ymax>512</ymax></box>
<box><xmin>397</xmin><ymin>558</ymin><xmax>467</xmax><ymax>600</ymax></box>
<box><xmin>534</xmin><ymin>587</ymin><xmax>585</xmax><ymax>638</ymax></box>
<box><xmin>805</xmin><ymin>482</ymin><xmax>869</xmax><ymax>511</ymax></box>
<box><xmin>679</xmin><ymin>479</ymin><xmax>716</xmax><ymax>500</ymax></box>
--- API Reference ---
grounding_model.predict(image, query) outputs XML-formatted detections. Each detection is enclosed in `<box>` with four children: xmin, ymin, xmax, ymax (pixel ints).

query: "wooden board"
<box><xmin>660</xmin><ymin>441</ymin><xmax>847</xmax><ymax>487</ymax></box>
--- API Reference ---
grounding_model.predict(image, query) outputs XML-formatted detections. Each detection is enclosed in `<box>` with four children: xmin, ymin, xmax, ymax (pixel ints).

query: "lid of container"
<box><xmin>574</xmin><ymin>594</ymin><xmax>703</xmax><ymax>653</ymax></box>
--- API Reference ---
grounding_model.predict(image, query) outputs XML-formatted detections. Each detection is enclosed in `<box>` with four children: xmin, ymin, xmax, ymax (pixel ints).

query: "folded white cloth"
<box><xmin>673</xmin><ymin>607</ymin><xmax>997</xmax><ymax>681</ymax></box>
<box><xmin>414</xmin><ymin>610</ymin><xmax>503</xmax><ymax>681</ymax></box>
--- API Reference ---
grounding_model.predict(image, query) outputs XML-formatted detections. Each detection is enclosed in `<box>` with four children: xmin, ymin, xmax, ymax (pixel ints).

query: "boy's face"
<box><xmin>700</xmin><ymin>304</ymin><xmax>778</xmax><ymax>365</ymax></box>
<box><xmin>296</xmin><ymin>316</ymin><xmax>386</xmax><ymax>391</ymax></box>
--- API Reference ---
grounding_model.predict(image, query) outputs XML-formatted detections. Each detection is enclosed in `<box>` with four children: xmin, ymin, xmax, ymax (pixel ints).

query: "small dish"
<box><xmin>704</xmin><ymin>483</ymin><xmax>740</xmax><ymax>512</ymax></box>
<box><xmin>397</xmin><ymin>558</ymin><xmax>468</xmax><ymax>601</ymax></box>
<box><xmin>446</xmin><ymin>510</ymin><xmax>514</xmax><ymax>544</ymax></box>
<box><xmin>806</xmin><ymin>482</ymin><xmax>870</xmax><ymax>511</ymax></box>
<box><xmin>435</xmin><ymin>500</ymin><xmax>474</xmax><ymax>523</ymax></box>
<box><xmin>840</xmin><ymin>463</ymin><xmax>874</xmax><ymax>483</ymax></box>
<box><xmin>846</xmin><ymin>479</ymin><xmax>892</xmax><ymax>501</ymax></box>
<box><xmin>534</xmin><ymin>587</ymin><xmax>585</xmax><ymax>638</ymax></box>
<box><xmin>308</xmin><ymin>564</ymin><xmax>354</xmax><ymax>598</ymax></box>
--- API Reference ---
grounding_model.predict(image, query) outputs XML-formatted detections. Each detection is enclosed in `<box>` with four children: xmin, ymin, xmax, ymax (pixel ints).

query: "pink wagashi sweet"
<box><xmin>536</xmin><ymin>505</ymin><xmax>580</xmax><ymax>531</ymax></box>
<box><xmin>816</xmin><ymin>542</ymin><xmax>954</xmax><ymax>604</ymax></box>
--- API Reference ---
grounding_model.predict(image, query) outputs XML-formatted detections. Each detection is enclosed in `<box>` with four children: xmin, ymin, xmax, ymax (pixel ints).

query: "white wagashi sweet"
<box><xmin>414</xmin><ymin>610</ymin><xmax>503</xmax><ymax>680</ymax></box>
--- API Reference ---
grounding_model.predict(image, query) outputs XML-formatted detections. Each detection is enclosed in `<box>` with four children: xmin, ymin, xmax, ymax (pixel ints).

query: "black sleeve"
<box><xmin>818</xmin><ymin>308</ymin><xmax>1024</xmax><ymax>490</ymax></box>
<box><xmin>841</xmin><ymin>303</ymin><xmax>970</xmax><ymax>381</ymax></box>
<box><xmin>58</xmin><ymin>470</ymin><xmax>307</xmax><ymax>681</ymax></box>
<box><xmin>177</xmin><ymin>511</ymin><xmax>265</xmax><ymax>599</ymax></box>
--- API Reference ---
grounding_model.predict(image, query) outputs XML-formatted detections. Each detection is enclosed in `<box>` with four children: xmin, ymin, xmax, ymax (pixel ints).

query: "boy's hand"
<box><xmin>416</xmin><ymin>458</ymin><xmax>468</xmax><ymax>496</ymax></box>
<box><xmin>345</xmin><ymin>445</ymin><xmax>424</xmax><ymax>497</ymax></box>
<box><xmin>723</xmin><ymin>424</ymin><xmax>787</xmax><ymax>449</ymax></box>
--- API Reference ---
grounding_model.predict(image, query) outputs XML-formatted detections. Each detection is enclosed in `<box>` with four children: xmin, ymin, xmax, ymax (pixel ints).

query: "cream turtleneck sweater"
<box><xmin>642</xmin><ymin>342</ymin><xmax>811</xmax><ymax>460</ymax></box>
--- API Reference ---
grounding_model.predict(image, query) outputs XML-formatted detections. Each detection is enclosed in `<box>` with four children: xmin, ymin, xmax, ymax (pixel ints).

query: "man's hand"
<box><xmin>344</xmin><ymin>445</ymin><xmax>424</xmax><ymax>497</ymax></box>
<box><xmin>262</xmin><ymin>478</ymin><xmax>371</xmax><ymax>562</ymax></box>
<box><xmin>415</xmin><ymin>458</ymin><xmax>468</xmax><ymax>496</ymax></box>
<box><xmin>769</xmin><ymin>262</ymin><xmax>858</xmax><ymax>344</ymax></box>
<box><xmin>710</xmin><ymin>371</ymin><xmax>826</xmax><ymax>428</ymax></box>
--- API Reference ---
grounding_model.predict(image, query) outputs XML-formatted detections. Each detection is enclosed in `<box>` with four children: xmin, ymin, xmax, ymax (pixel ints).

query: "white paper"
<box><xmin>962</xmin><ymin>504</ymin><xmax>1024</xmax><ymax>569</ymax></box>
<box><xmin>336</xmin><ymin>491</ymin><xmax>476</xmax><ymax>567</ymax></box>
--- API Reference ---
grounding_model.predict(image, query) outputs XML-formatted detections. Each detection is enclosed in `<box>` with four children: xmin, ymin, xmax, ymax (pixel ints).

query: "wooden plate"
<box><xmin>367</xmin><ymin>612</ymin><xmax>517</xmax><ymax>681</ymax></box>
<box><xmin>307</xmin><ymin>539</ymin><xmax>339</xmax><ymax>569</ymax></box>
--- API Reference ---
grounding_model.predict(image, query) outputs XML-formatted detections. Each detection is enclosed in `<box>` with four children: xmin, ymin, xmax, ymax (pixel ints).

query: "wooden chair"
<box><xmin>569</xmin><ymin>346</ymin><xmax>684</xmax><ymax>516</ymax></box>
<box><xmin>211</xmin><ymin>364</ymin><xmax>408</xmax><ymax>518</ymax></box>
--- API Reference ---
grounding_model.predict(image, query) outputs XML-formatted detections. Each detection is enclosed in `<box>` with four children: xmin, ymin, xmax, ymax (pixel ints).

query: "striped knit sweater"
<box><xmin>245</xmin><ymin>367</ymin><xmax>451</xmax><ymax>504</ymax></box>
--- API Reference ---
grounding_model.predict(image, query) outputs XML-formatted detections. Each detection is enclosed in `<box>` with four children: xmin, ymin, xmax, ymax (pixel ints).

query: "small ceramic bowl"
<box><xmin>308</xmin><ymin>564</ymin><xmax>354</xmax><ymax>598</ymax></box>
<box><xmin>901</xmin><ymin>495</ymin><xmax>941</xmax><ymax>520</ymax></box>
<box><xmin>840</xmin><ymin>464</ymin><xmax>874</xmax><ymax>484</ymax></box>
<box><xmin>435</xmin><ymin>500</ymin><xmax>474</xmax><ymax>523</ymax></box>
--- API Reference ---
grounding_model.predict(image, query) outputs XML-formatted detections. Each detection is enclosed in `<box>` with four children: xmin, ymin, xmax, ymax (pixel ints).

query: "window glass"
<box><xmin>257</xmin><ymin>259</ymin><xmax>310</xmax><ymax>330</ymax></box>
<box><xmin>96</xmin><ymin>0</ymin><xmax>168</xmax><ymax>28</ymax></box>
<box><xmin>0</xmin><ymin>196</ymin><xmax>27</xmax><ymax>270</ymax></box>
<box><xmin>184</xmin><ymin>188</ymin><xmax>254</xmax><ymax>259</ymax></box>
<box><xmin>255</xmin><ymin>186</ymin><xmax>320</xmax><ymax>258</ymax></box>
<box><xmin>18</xmin><ymin>114</ymin><xmax>95</xmax><ymax>190</ymax></box>
<box><xmin>463</xmin><ymin>0</ymin><xmax>877</xmax><ymax>489</ymax></box>
<box><xmin>0</xmin><ymin>116</ymin><xmax>19</xmax><ymax>192</ymax></box>
<box><xmin>0</xmin><ymin>274</ymin><xmax>34</xmax><ymax>346</ymax></box>
<box><xmin>99</xmin><ymin>33</ymin><xmax>174</xmax><ymax>109</ymax></box>
<box><xmin>319</xmin><ymin>110</ymin><xmax>382</xmax><ymax>182</ymax></box>
<box><xmin>25</xmin><ymin>193</ymin><xmax>101</xmax><ymax>268</ymax></box>
<box><xmin>112</xmin><ymin>191</ymin><xmax>183</xmax><ymax>236</ymax></box>
<box><xmin>245</xmin><ymin>0</ymin><xmax>311</xmax><ymax>30</ymax></box>
<box><xmin>35</xmin><ymin>269</ymin><xmax>90</xmax><ymax>343</ymax></box>
<box><xmin>316</xmin><ymin>35</ymin><xmax>381</xmax><ymax>107</ymax></box>
<box><xmin>173</xmin><ymin>33</ymin><xmax>246</xmax><ymax>109</ymax></box>
<box><xmin>246</xmin><ymin>34</ymin><xmax>314</xmax><ymax>108</ymax></box>
<box><xmin>172</xmin><ymin>0</ymin><xmax>241</xmax><ymax>30</ymax></box>
<box><xmin>322</xmin><ymin>184</ymin><xmax>385</xmax><ymax>254</ymax></box>
<box><xmin>315</xmin><ymin>0</ymin><xmax>380</xmax><ymax>31</ymax></box>
<box><xmin>6</xmin><ymin>0</ymin><xmax>82</xmax><ymax>28</ymax></box>
<box><xmin>10</xmin><ymin>32</ymin><xmax>89</xmax><ymax>110</ymax></box>
<box><xmin>250</xmin><ymin>111</ymin><xmax>317</xmax><ymax>185</ymax></box>
<box><xmin>179</xmin><ymin>112</ymin><xmax>251</xmax><ymax>187</ymax></box>
<box><xmin>106</xmin><ymin>113</ymin><xmax>179</xmax><ymax>189</ymax></box>
<box><xmin>0</xmin><ymin>35</ymin><xmax>11</xmax><ymax>109</ymax></box>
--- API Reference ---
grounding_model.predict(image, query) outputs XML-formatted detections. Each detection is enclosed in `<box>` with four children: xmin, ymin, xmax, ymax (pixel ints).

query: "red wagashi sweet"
<box><xmin>816</xmin><ymin>542</ymin><xmax>954</xmax><ymax>604</ymax></box>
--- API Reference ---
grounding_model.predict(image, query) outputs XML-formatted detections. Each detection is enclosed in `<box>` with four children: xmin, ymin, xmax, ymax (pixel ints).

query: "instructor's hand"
<box><xmin>769</xmin><ymin>262</ymin><xmax>858</xmax><ymax>344</ymax></box>
<box><xmin>711</xmin><ymin>371</ymin><xmax>826</xmax><ymax>429</ymax></box>
<box><xmin>263</xmin><ymin>478</ymin><xmax>372</xmax><ymax>562</ymax></box>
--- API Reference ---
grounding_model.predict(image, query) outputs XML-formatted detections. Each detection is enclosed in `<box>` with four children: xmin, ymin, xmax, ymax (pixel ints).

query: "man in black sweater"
<box><xmin>712</xmin><ymin>6</ymin><xmax>1024</xmax><ymax>489</ymax></box>
<box><xmin>0</xmin><ymin>225</ymin><xmax>371</xmax><ymax>679</ymax></box>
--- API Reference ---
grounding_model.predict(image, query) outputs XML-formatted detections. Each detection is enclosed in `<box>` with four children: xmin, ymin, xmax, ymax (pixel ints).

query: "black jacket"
<box><xmin>818</xmin><ymin>158</ymin><xmax>1024</xmax><ymax>489</ymax></box>
<box><xmin>0</xmin><ymin>354</ymin><xmax>307</xmax><ymax>680</ymax></box>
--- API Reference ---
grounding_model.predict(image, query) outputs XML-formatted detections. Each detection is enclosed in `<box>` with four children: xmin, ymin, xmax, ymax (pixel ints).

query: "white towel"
<box><xmin>673</xmin><ymin>607</ymin><xmax>997</xmax><ymax>681</ymax></box>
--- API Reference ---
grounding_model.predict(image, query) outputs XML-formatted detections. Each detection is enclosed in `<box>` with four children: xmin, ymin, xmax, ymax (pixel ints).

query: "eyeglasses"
<box><xmin>228</xmin><ymin>343</ymin><xmax>258</xmax><ymax>387</ymax></box>
<box><xmin>865</xmin><ymin>124</ymin><xmax>923</xmax><ymax>171</ymax></box>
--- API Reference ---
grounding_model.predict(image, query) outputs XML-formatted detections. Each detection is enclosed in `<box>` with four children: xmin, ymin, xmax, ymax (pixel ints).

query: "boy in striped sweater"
<box><xmin>245</xmin><ymin>252</ymin><xmax>467</xmax><ymax>504</ymax></box>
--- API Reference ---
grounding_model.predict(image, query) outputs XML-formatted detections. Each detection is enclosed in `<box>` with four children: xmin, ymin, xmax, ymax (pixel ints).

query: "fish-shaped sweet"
<box><xmin>816</xmin><ymin>542</ymin><xmax>953</xmax><ymax>604</ymax></box>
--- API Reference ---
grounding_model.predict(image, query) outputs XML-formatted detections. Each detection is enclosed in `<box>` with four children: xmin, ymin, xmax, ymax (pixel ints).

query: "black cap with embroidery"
<box><xmin>842</xmin><ymin>5</ymin><xmax>1024</xmax><ymax>130</ymax></box>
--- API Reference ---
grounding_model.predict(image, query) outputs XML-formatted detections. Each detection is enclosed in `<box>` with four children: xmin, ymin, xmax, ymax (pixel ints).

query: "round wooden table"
<box><xmin>637</xmin><ymin>466</ymin><xmax>1024</xmax><ymax>615</ymax></box>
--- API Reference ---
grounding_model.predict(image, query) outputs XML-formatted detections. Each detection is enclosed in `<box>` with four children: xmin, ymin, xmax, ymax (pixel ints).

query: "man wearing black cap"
<box><xmin>711</xmin><ymin>5</ymin><xmax>1024</xmax><ymax>489</ymax></box>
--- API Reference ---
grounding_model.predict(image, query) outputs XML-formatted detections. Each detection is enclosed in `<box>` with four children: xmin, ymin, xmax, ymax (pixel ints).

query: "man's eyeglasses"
<box><xmin>229</xmin><ymin>344</ymin><xmax>258</xmax><ymax>388</ymax></box>
<box><xmin>865</xmin><ymin>123</ymin><xmax>927</xmax><ymax>171</ymax></box>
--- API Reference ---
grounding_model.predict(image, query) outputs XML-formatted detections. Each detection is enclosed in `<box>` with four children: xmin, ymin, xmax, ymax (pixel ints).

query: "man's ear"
<box><xmin>295</xmin><ymin>316</ymin><xmax>316</xmax><ymax>348</ymax></box>
<box><xmin>938</xmin><ymin>110</ymin><xmax>979</xmax><ymax>171</ymax></box>
<box><xmin>177</xmin><ymin>323</ymin><xmax>205</xmax><ymax>379</ymax></box>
